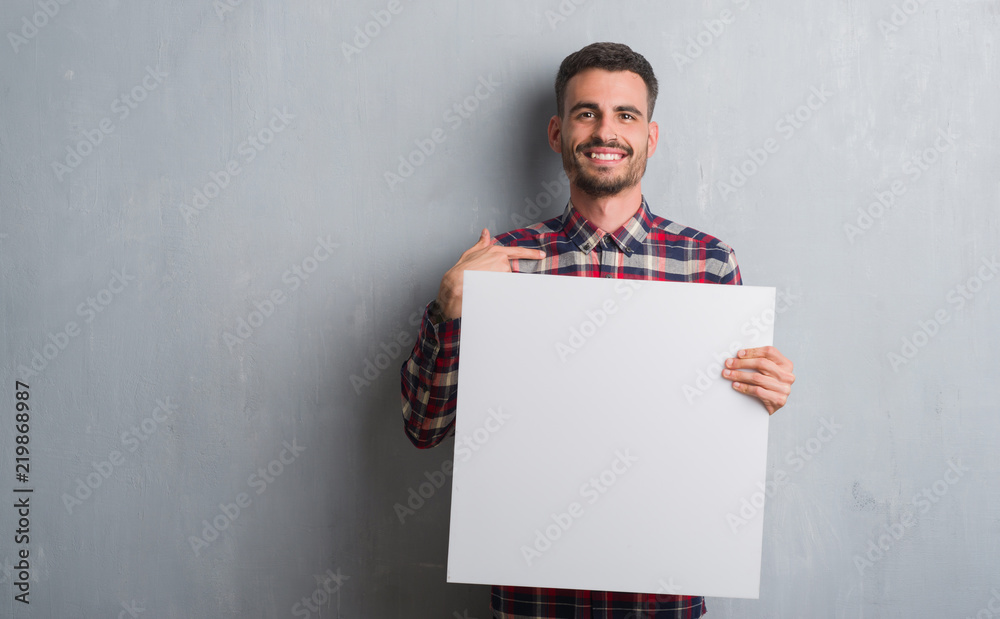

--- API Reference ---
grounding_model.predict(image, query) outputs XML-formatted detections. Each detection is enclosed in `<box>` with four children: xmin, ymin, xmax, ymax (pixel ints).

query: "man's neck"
<box><xmin>567</xmin><ymin>183</ymin><xmax>644</xmax><ymax>233</ymax></box>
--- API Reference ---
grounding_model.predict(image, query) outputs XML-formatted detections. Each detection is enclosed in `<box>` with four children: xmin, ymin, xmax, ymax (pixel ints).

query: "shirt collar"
<box><xmin>559</xmin><ymin>196</ymin><xmax>652</xmax><ymax>256</ymax></box>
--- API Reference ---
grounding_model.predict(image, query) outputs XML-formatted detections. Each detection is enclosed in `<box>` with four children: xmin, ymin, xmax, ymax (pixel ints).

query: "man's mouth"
<box><xmin>581</xmin><ymin>147</ymin><xmax>629</xmax><ymax>164</ymax></box>
<box><xmin>588</xmin><ymin>152</ymin><xmax>625</xmax><ymax>161</ymax></box>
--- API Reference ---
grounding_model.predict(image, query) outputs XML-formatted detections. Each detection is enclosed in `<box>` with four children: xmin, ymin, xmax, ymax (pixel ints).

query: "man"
<box><xmin>400</xmin><ymin>42</ymin><xmax>795</xmax><ymax>618</ymax></box>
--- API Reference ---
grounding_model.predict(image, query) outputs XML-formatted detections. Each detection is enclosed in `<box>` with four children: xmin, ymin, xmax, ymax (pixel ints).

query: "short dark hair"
<box><xmin>554</xmin><ymin>42</ymin><xmax>659</xmax><ymax>119</ymax></box>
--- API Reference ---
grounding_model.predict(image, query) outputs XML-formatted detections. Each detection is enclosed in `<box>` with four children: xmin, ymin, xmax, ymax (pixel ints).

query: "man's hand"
<box><xmin>436</xmin><ymin>228</ymin><xmax>546</xmax><ymax>320</ymax></box>
<box><xmin>722</xmin><ymin>346</ymin><xmax>795</xmax><ymax>415</ymax></box>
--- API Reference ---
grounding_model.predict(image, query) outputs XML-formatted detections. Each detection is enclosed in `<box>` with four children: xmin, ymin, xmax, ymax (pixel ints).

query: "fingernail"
<box><xmin>738</xmin><ymin>350</ymin><xmax>746</xmax><ymax>358</ymax></box>
<box><xmin>723</xmin><ymin>369</ymin><xmax>731</xmax><ymax>377</ymax></box>
<box><xmin>725</xmin><ymin>359</ymin><xmax>733</xmax><ymax>368</ymax></box>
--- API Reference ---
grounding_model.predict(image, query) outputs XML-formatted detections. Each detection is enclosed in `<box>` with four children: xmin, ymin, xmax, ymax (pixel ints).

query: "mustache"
<box><xmin>575</xmin><ymin>138</ymin><xmax>633</xmax><ymax>156</ymax></box>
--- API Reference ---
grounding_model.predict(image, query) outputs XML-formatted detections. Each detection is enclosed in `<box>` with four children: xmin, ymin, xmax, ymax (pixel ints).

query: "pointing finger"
<box><xmin>499</xmin><ymin>246</ymin><xmax>546</xmax><ymax>260</ymax></box>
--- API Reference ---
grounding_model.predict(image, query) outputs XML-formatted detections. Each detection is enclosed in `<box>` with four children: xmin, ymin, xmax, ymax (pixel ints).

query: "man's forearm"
<box><xmin>400</xmin><ymin>300</ymin><xmax>462</xmax><ymax>449</ymax></box>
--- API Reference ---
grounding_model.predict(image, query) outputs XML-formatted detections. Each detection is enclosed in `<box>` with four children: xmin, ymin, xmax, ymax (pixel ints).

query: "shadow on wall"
<box><xmin>508</xmin><ymin>84</ymin><xmax>569</xmax><ymax>231</ymax></box>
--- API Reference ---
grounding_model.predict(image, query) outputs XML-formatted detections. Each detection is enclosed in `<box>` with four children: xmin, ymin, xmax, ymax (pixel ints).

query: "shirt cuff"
<box><xmin>422</xmin><ymin>299</ymin><xmax>461</xmax><ymax>355</ymax></box>
<box><xmin>428</xmin><ymin>299</ymin><xmax>447</xmax><ymax>326</ymax></box>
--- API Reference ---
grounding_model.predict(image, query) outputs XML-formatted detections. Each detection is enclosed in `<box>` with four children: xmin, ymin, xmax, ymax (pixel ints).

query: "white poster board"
<box><xmin>446</xmin><ymin>271</ymin><xmax>776</xmax><ymax>599</ymax></box>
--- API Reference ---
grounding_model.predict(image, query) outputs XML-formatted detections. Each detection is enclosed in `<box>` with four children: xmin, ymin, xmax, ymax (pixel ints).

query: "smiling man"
<box><xmin>401</xmin><ymin>42</ymin><xmax>795</xmax><ymax>618</ymax></box>
<box><xmin>555</xmin><ymin>64</ymin><xmax>652</xmax><ymax>204</ymax></box>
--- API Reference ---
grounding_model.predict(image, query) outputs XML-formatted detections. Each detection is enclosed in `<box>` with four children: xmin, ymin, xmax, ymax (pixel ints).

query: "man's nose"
<box><xmin>594</xmin><ymin>116</ymin><xmax>617</xmax><ymax>144</ymax></box>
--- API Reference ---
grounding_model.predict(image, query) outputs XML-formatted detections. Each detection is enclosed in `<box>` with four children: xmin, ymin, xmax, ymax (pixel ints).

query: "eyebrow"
<box><xmin>568</xmin><ymin>101</ymin><xmax>645</xmax><ymax>119</ymax></box>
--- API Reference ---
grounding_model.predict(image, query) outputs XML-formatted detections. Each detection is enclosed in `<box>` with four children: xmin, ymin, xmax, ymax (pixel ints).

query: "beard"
<box><xmin>561</xmin><ymin>136</ymin><xmax>648</xmax><ymax>198</ymax></box>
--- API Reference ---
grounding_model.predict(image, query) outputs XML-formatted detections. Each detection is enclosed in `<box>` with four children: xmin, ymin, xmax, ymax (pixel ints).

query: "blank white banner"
<box><xmin>447</xmin><ymin>271</ymin><xmax>776</xmax><ymax>599</ymax></box>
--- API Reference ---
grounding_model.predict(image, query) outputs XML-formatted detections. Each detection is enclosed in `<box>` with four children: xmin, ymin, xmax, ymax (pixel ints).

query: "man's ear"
<box><xmin>646</xmin><ymin>120</ymin><xmax>660</xmax><ymax>158</ymax></box>
<box><xmin>547</xmin><ymin>115</ymin><xmax>562</xmax><ymax>153</ymax></box>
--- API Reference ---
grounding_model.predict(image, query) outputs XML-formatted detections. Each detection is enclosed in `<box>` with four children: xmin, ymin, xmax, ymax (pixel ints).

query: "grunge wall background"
<box><xmin>1</xmin><ymin>1</ymin><xmax>998</xmax><ymax>617</ymax></box>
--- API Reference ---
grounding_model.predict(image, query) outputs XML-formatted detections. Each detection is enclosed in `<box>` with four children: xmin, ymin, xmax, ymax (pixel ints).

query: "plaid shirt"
<box><xmin>400</xmin><ymin>197</ymin><xmax>741</xmax><ymax>618</ymax></box>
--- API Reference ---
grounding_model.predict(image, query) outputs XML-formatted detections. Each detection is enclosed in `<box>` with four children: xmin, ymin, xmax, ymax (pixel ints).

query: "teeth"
<box><xmin>589</xmin><ymin>152</ymin><xmax>623</xmax><ymax>160</ymax></box>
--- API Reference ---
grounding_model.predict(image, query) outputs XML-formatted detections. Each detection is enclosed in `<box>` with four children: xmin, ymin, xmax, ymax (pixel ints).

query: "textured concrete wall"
<box><xmin>1</xmin><ymin>1</ymin><xmax>997</xmax><ymax>617</ymax></box>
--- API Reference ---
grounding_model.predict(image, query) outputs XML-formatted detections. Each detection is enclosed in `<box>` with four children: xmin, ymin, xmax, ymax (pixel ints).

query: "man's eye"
<box><xmin>621</xmin><ymin>113</ymin><xmax>634</xmax><ymax>120</ymax></box>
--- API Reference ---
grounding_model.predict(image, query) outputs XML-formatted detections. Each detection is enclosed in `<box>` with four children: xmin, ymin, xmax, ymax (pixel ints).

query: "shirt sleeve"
<box><xmin>720</xmin><ymin>247</ymin><xmax>743</xmax><ymax>286</ymax></box>
<box><xmin>399</xmin><ymin>299</ymin><xmax>462</xmax><ymax>449</ymax></box>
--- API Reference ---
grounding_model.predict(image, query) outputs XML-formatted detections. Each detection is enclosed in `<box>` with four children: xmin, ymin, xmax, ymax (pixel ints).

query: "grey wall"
<box><xmin>1</xmin><ymin>1</ymin><xmax>998</xmax><ymax>617</ymax></box>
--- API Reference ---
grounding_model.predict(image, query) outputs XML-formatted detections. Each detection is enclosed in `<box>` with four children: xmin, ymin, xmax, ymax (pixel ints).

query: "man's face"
<box><xmin>548</xmin><ymin>68</ymin><xmax>659</xmax><ymax>198</ymax></box>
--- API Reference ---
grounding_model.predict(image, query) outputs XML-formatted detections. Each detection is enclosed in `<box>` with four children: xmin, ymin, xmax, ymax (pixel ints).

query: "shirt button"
<box><xmin>604</xmin><ymin>274</ymin><xmax>612</xmax><ymax>278</ymax></box>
